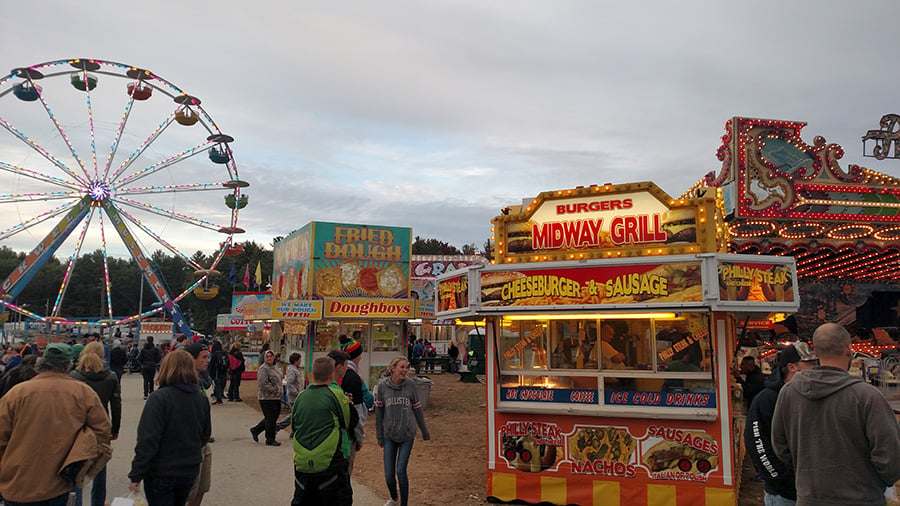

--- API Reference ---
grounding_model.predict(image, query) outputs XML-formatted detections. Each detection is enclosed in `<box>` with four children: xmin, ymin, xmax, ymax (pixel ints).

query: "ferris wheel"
<box><xmin>0</xmin><ymin>58</ymin><xmax>249</xmax><ymax>336</ymax></box>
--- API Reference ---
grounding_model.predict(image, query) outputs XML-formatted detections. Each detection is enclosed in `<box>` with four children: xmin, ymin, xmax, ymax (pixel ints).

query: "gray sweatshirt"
<box><xmin>772</xmin><ymin>366</ymin><xmax>900</xmax><ymax>506</ymax></box>
<box><xmin>375</xmin><ymin>377</ymin><xmax>430</xmax><ymax>444</ymax></box>
<box><xmin>256</xmin><ymin>362</ymin><xmax>282</xmax><ymax>401</ymax></box>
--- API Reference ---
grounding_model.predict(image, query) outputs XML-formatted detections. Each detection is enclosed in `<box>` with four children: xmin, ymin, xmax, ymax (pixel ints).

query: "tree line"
<box><xmin>0</xmin><ymin>236</ymin><xmax>488</xmax><ymax>336</ymax></box>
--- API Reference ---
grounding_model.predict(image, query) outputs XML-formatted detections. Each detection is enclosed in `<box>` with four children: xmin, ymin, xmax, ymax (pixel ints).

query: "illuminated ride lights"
<box><xmin>0</xmin><ymin>58</ymin><xmax>250</xmax><ymax>331</ymax></box>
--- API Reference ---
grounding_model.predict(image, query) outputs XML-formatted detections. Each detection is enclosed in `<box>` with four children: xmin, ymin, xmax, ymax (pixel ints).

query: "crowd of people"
<box><xmin>0</xmin><ymin>331</ymin><xmax>430</xmax><ymax>506</ymax></box>
<box><xmin>744</xmin><ymin>322</ymin><xmax>900</xmax><ymax>505</ymax></box>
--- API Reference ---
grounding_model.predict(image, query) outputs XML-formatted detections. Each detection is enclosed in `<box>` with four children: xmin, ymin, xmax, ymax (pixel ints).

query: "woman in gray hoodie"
<box><xmin>375</xmin><ymin>356</ymin><xmax>430</xmax><ymax>506</ymax></box>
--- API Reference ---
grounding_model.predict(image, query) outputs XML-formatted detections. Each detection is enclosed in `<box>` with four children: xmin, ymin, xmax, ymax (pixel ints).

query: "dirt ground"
<box><xmin>243</xmin><ymin>373</ymin><xmax>763</xmax><ymax>506</ymax></box>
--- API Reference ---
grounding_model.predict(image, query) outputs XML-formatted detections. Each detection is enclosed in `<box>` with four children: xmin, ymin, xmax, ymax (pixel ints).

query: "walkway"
<box><xmin>95</xmin><ymin>373</ymin><xmax>384</xmax><ymax>504</ymax></box>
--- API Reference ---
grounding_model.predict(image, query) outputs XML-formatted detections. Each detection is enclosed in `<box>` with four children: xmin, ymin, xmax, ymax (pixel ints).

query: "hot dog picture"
<box><xmin>641</xmin><ymin>431</ymin><xmax>719</xmax><ymax>474</ymax></box>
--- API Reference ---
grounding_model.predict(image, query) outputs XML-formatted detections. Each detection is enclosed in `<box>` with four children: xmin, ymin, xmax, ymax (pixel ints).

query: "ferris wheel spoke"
<box><xmin>82</xmin><ymin>68</ymin><xmax>100</xmax><ymax>180</ymax></box>
<box><xmin>28</xmin><ymin>77</ymin><xmax>93</xmax><ymax>182</ymax></box>
<box><xmin>101</xmin><ymin>81</ymin><xmax>138</xmax><ymax>181</ymax></box>
<box><xmin>0</xmin><ymin>190</ymin><xmax>82</xmax><ymax>204</ymax></box>
<box><xmin>115</xmin><ymin>140</ymin><xmax>213</xmax><ymax>188</ymax></box>
<box><xmin>51</xmin><ymin>208</ymin><xmax>94</xmax><ymax>317</ymax></box>
<box><xmin>113</xmin><ymin>196</ymin><xmax>228</xmax><ymax>232</ymax></box>
<box><xmin>107</xmin><ymin>109</ymin><xmax>179</xmax><ymax>184</ymax></box>
<box><xmin>0</xmin><ymin>114</ymin><xmax>88</xmax><ymax>185</ymax></box>
<box><xmin>97</xmin><ymin>208</ymin><xmax>114</xmax><ymax>318</ymax></box>
<box><xmin>0</xmin><ymin>160</ymin><xmax>83</xmax><ymax>191</ymax></box>
<box><xmin>117</xmin><ymin>182</ymin><xmax>236</xmax><ymax>196</ymax></box>
<box><xmin>0</xmin><ymin>200</ymin><xmax>80</xmax><ymax>242</ymax></box>
<box><xmin>113</xmin><ymin>203</ymin><xmax>204</xmax><ymax>271</ymax></box>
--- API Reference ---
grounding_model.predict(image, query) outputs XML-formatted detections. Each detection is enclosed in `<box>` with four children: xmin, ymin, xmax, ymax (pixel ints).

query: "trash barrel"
<box><xmin>409</xmin><ymin>375</ymin><xmax>434</xmax><ymax>409</ymax></box>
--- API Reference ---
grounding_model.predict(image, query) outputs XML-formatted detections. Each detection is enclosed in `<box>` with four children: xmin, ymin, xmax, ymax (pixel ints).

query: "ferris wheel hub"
<box><xmin>87</xmin><ymin>181</ymin><xmax>111</xmax><ymax>202</ymax></box>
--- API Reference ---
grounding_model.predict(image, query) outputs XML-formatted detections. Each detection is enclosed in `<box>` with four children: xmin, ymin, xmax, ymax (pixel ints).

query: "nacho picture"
<box><xmin>568</xmin><ymin>426</ymin><xmax>635</xmax><ymax>465</ymax></box>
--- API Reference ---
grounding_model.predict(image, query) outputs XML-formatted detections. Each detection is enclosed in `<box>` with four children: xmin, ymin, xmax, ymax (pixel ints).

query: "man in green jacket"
<box><xmin>290</xmin><ymin>356</ymin><xmax>353</xmax><ymax>506</ymax></box>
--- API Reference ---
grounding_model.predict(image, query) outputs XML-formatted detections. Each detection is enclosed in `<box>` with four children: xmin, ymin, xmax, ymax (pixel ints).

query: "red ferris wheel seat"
<box><xmin>127</xmin><ymin>83</ymin><xmax>152</xmax><ymax>101</ymax></box>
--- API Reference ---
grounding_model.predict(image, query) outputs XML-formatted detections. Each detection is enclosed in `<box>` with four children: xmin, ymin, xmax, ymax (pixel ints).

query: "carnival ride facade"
<box><xmin>0</xmin><ymin>58</ymin><xmax>248</xmax><ymax>337</ymax></box>
<box><xmin>689</xmin><ymin>116</ymin><xmax>900</xmax><ymax>339</ymax></box>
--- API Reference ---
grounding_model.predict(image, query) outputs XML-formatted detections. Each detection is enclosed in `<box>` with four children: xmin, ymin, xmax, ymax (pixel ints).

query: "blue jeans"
<box><xmin>383</xmin><ymin>438</ymin><xmax>414</xmax><ymax>506</ymax></box>
<box><xmin>143</xmin><ymin>475</ymin><xmax>195</xmax><ymax>506</ymax></box>
<box><xmin>764</xmin><ymin>492</ymin><xmax>796</xmax><ymax>506</ymax></box>
<box><xmin>71</xmin><ymin>466</ymin><xmax>107</xmax><ymax>506</ymax></box>
<box><xmin>4</xmin><ymin>493</ymin><xmax>69</xmax><ymax>506</ymax></box>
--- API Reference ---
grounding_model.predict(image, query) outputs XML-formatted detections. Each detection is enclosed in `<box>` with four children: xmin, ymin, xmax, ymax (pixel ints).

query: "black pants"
<box><xmin>291</xmin><ymin>456</ymin><xmax>352</xmax><ymax>506</ymax></box>
<box><xmin>228</xmin><ymin>371</ymin><xmax>242</xmax><ymax>400</ymax></box>
<box><xmin>141</xmin><ymin>366</ymin><xmax>156</xmax><ymax>396</ymax></box>
<box><xmin>252</xmin><ymin>399</ymin><xmax>281</xmax><ymax>443</ymax></box>
<box><xmin>143</xmin><ymin>474</ymin><xmax>196</xmax><ymax>506</ymax></box>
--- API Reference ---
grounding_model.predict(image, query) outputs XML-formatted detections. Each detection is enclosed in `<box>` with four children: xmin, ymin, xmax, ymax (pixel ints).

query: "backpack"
<box><xmin>228</xmin><ymin>353</ymin><xmax>242</xmax><ymax>371</ymax></box>
<box><xmin>213</xmin><ymin>350</ymin><xmax>229</xmax><ymax>371</ymax></box>
<box><xmin>292</xmin><ymin>387</ymin><xmax>349</xmax><ymax>473</ymax></box>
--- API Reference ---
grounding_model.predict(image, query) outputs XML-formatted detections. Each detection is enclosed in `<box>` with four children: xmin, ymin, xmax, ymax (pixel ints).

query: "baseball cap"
<box><xmin>184</xmin><ymin>342</ymin><xmax>207</xmax><ymax>358</ymax></box>
<box><xmin>45</xmin><ymin>342</ymin><xmax>75</xmax><ymax>361</ymax></box>
<box><xmin>778</xmin><ymin>342</ymin><xmax>818</xmax><ymax>367</ymax></box>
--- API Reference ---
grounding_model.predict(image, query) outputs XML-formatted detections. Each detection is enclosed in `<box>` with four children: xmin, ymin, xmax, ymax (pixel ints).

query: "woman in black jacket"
<box><xmin>227</xmin><ymin>342</ymin><xmax>245</xmax><ymax>402</ymax></box>
<box><xmin>70</xmin><ymin>341</ymin><xmax>121</xmax><ymax>506</ymax></box>
<box><xmin>129</xmin><ymin>350</ymin><xmax>211</xmax><ymax>506</ymax></box>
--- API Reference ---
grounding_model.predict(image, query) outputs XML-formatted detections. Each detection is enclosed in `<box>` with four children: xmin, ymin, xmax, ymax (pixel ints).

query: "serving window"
<box><xmin>497</xmin><ymin>313</ymin><xmax>715</xmax><ymax>415</ymax></box>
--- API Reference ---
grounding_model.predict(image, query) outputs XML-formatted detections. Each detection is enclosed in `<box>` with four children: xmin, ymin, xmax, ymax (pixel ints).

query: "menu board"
<box><xmin>437</xmin><ymin>273</ymin><xmax>470</xmax><ymax>312</ymax></box>
<box><xmin>717</xmin><ymin>261</ymin><xmax>794</xmax><ymax>302</ymax></box>
<box><xmin>479</xmin><ymin>262</ymin><xmax>703</xmax><ymax>308</ymax></box>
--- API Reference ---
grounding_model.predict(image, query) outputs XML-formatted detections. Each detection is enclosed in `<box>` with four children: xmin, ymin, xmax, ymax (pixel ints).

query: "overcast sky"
<box><xmin>2</xmin><ymin>0</ymin><xmax>900</xmax><ymax>260</ymax></box>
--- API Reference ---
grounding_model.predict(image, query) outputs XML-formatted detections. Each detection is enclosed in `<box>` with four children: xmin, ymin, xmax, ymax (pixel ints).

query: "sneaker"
<box><xmin>250</xmin><ymin>428</ymin><xmax>260</xmax><ymax>443</ymax></box>
<box><xmin>265</xmin><ymin>440</ymin><xmax>281</xmax><ymax>446</ymax></box>
<box><xmin>383</xmin><ymin>499</ymin><xmax>399</xmax><ymax>506</ymax></box>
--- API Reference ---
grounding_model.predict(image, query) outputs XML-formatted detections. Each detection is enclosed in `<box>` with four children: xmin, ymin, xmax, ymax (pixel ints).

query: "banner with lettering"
<box><xmin>717</xmin><ymin>261</ymin><xmax>794</xmax><ymax>302</ymax></box>
<box><xmin>310</xmin><ymin>222</ymin><xmax>412</xmax><ymax>299</ymax></box>
<box><xmin>479</xmin><ymin>262</ymin><xmax>703</xmax><ymax>308</ymax></box>
<box><xmin>271</xmin><ymin>300</ymin><xmax>323</xmax><ymax>320</ymax></box>
<box><xmin>323</xmin><ymin>297</ymin><xmax>415</xmax><ymax>318</ymax></box>
<box><xmin>437</xmin><ymin>273</ymin><xmax>470</xmax><ymax>312</ymax></box>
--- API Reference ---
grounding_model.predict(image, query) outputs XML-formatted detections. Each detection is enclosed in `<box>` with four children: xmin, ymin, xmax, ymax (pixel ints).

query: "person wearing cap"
<box><xmin>0</xmin><ymin>343</ymin><xmax>111</xmax><ymax>505</ymax></box>
<box><xmin>109</xmin><ymin>339</ymin><xmax>128</xmax><ymax>382</ymax></box>
<box><xmin>339</xmin><ymin>333</ymin><xmax>371</xmax><ymax>475</ymax></box>
<box><xmin>773</xmin><ymin>323</ymin><xmax>900</xmax><ymax>505</ymax></box>
<box><xmin>744</xmin><ymin>341</ymin><xmax>818</xmax><ymax>505</ymax></box>
<box><xmin>184</xmin><ymin>342</ymin><xmax>214</xmax><ymax>506</ymax></box>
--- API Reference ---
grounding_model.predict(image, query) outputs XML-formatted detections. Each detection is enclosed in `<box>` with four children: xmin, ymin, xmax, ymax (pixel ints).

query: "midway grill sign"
<box><xmin>491</xmin><ymin>182</ymin><xmax>724</xmax><ymax>264</ymax></box>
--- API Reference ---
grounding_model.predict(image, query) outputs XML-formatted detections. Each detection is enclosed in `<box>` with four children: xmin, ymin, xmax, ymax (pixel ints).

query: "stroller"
<box><xmin>127</xmin><ymin>345</ymin><xmax>141</xmax><ymax>373</ymax></box>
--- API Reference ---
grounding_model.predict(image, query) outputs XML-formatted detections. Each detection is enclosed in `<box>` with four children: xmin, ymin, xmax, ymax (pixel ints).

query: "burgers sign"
<box><xmin>494</xmin><ymin>182</ymin><xmax>714</xmax><ymax>262</ymax></box>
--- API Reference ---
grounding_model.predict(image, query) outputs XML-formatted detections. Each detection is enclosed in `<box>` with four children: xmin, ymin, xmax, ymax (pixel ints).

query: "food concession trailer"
<box><xmin>435</xmin><ymin>182</ymin><xmax>798</xmax><ymax>506</ymax></box>
<box><xmin>247</xmin><ymin>221</ymin><xmax>416</xmax><ymax>385</ymax></box>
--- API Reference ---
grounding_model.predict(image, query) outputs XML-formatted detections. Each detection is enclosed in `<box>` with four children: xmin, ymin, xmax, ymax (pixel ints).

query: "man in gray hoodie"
<box><xmin>772</xmin><ymin>323</ymin><xmax>900</xmax><ymax>505</ymax></box>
